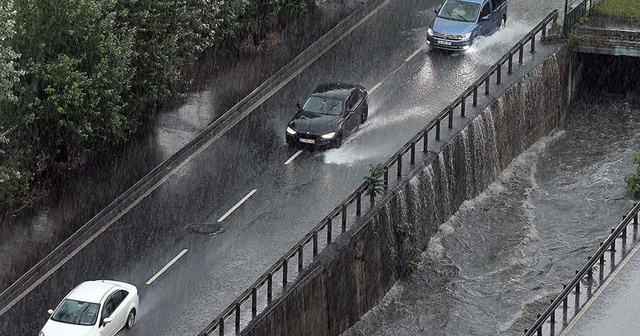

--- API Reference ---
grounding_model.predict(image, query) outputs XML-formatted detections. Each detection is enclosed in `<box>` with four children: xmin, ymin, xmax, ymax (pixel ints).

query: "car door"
<box><xmin>100</xmin><ymin>296</ymin><xmax>118</xmax><ymax>336</ymax></box>
<box><xmin>477</xmin><ymin>1</ymin><xmax>493</xmax><ymax>36</ymax></box>
<box><xmin>343</xmin><ymin>93</ymin><xmax>359</xmax><ymax>134</ymax></box>
<box><xmin>109</xmin><ymin>290</ymin><xmax>128</xmax><ymax>331</ymax></box>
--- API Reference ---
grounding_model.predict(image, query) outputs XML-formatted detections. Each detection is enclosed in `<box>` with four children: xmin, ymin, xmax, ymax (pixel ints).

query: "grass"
<box><xmin>592</xmin><ymin>0</ymin><xmax>640</xmax><ymax>20</ymax></box>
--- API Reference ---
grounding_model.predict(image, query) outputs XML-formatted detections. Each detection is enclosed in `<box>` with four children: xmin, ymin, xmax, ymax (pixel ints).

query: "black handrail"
<box><xmin>199</xmin><ymin>9</ymin><xmax>559</xmax><ymax>336</ymax></box>
<box><xmin>563</xmin><ymin>0</ymin><xmax>600</xmax><ymax>36</ymax></box>
<box><xmin>524</xmin><ymin>202</ymin><xmax>640</xmax><ymax>336</ymax></box>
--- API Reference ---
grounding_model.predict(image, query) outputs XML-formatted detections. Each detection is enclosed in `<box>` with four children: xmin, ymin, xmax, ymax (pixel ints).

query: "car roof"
<box><xmin>66</xmin><ymin>281</ymin><xmax>120</xmax><ymax>303</ymax></box>
<box><xmin>311</xmin><ymin>83</ymin><xmax>365</xmax><ymax>99</ymax></box>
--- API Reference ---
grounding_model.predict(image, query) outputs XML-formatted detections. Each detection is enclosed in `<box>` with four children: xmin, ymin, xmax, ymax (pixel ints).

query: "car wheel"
<box><xmin>125</xmin><ymin>309</ymin><xmax>136</xmax><ymax>329</ymax></box>
<box><xmin>500</xmin><ymin>16</ymin><xmax>506</xmax><ymax>28</ymax></box>
<box><xmin>361</xmin><ymin>106</ymin><xmax>368</xmax><ymax>124</ymax></box>
<box><xmin>333</xmin><ymin>133</ymin><xmax>343</xmax><ymax>149</ymax></box>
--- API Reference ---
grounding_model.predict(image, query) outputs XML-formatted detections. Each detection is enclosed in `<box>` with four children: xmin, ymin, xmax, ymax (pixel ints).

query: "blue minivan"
<box><xmin>426</xmin><ymin>0</ymin><xmax>508</xmax><ymax>51</ymax></box>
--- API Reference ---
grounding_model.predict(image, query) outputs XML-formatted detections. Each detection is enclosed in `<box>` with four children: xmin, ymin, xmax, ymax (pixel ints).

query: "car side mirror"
<box><xmin>102</xmin><ymin>317</ymin><xmax>113</xmax><ymax>327</ymax></box>
<box><xmin>434</xmin><ymin>9</ymin><xmax>439</xmax><ymax>14</ymax></box>
<box><xmin>296</xmin><ymin>103</ymin><xmax>301</xmax><ymax>110</ymax></box>
<box><xmin>481</xmin><ymin>15</ymin><xmax>490</xmax><ymax>21</ymax></box>
<box><xmin>47</xmin><ymin>309</ymin><xmax>54</xmax><ymax>315</ymax></box>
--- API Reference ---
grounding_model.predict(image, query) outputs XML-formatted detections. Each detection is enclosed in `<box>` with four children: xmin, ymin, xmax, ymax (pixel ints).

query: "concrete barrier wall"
<box><xmin>242</xmin><ymin>46</ymin><xmax>571</xmax><ymax>336</ymax></box>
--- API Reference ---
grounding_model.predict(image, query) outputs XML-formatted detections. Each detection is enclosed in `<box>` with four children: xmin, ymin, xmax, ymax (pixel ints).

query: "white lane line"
<box><xmin>0</xmin><ymin>0</ymin><xmax>394</xmax><ymax>316</ymax></box>
<box><xmin>217</xmin><ymin>189</ymin><xmax>258</xmax><ymax>222</ymax></box>
<box><xmin>405</xmin><ymin>48</ymin><xmax>421</xmax><ymax>62</ymax></box>
<box><xmin>559</xmin><ymin>240</ymin><xmax>640</xmax><ymax>336</ymax></box>
<box><xmin>284</xmin><ymin>150</ymin><xmax>303</xmax><ymax>165</ymax></box>
<box><xmin>146</xmin><ymin>249</ymin><xmax>188</xmax><ymax>285</ymax></box>
<box><xmin>369</xmin><ymin>82</ymin><xmax>382</xmax><ymax>94</ymax></box>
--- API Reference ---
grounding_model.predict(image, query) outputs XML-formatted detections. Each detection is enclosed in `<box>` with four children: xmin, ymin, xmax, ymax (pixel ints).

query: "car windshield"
<box><xmin>51</xmin><ymin>299</ymin><xmax>100</xmax><ymax>326</ymax></box>
<box><xmin>437</xmin><ymin>0</ymin><xmax>481</xmax><ymax>22</ymax></box>
<box><xmin>303</xmin><ymin>96</ymin><xmax>343</xmax><ymax>116</ymax></box>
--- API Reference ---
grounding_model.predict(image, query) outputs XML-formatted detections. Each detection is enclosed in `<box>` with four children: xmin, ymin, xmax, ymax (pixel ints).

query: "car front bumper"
<box><xmin>426</xmin><ymin>36</ymin><xmax>473</xmax><ymax>51</ymax></box>
<box><xmin>286</xmin><ymin>133</ymin><xmax>334</xmax><ymax>147</ymax></box>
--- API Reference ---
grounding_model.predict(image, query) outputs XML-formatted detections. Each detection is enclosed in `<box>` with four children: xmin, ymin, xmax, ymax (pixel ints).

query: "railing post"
<box><xmin>267</xmin><ymin>273</ymin><xmax>273</xmax><ymax>304</ymax></box>
<box><xmin>496</xmin><ymin>64</ymin><xmax>502</xmax><ymax>85</ymax></box>
<box><xmin>485</xmin><ymin>76</ymin><xmax>490</xmax><ymax>95</ymax></box>
<box><xmin>542</xmin><ymin>22</ymin><xmax>547</xmax><ymax>40</ymax></box>
<box><xmin>397</xmin><ymin>155</ymin><xmax>403</xmax><ymax>177</ymax></box>
<box><xmin>283</xmin><ymin>260</ymin><xmax>288</xmax><ymax>288</ymax></box>
<box><xmin>410</xmin><ymin>143</ymin><xmax>416</xmax><ymax>165</ymax></box>
<box><xmin>356</xmin><ymin>193</ymin><xmax>362</xmax><ymax>216</ymax></box>
<box><xmin>313</xmin><ymin>231</ymin><xmax>318</xmax><ymax>256</ymax></box>
<box><xmin>461</xmin><ymin>96</ymin><xmax>466</xmax><ymax>117</ymax></box>
<box><xmin>252</xmin><ymin>287</ymin><xmax>257</xmax><ymax>318</ymax></box>
<box><xmin>530</xmin><ymin>34</ymin><xmax>536</xmax><ymax>53</ymax></box>
<box><xmin>519</xmin><ymin>44</ymin><xmax>524</xmax><ymax>63</ymax></box>
<box><xmin>342</xmin><ymin>204</ymin><xmax>347</xmax><ymax>232</ymax></box>
<box><xmin>575</xmin><ymin>270</ymin><xmax>580</xmax><ymax>293</ymax></box>
<box><xmin>422</xmin><ymin>130</ymin><xmax>429</xmax><ymax>152</ymax></box>
<box><xmin>508</xmin><ymin>53</ymin><xmax>514</xmax><ymax>73</ymax></box>
<box><xmin>448</xmin><ymin>108</ymin><xmax>453</xmax><ymax>128</ymax></box>
<box><xmin>622</xmin><ymin>215</ymin><xmax>628</xmax><ymax>247</ymax></box>
<box><xmin>235</xmin><ymin>304</ymin><xmax>240</xmax><ymax>334</ymax></box>
<box><xmin>298</xmin><ymin>245</ymin><xmax>304</xmax><ymax>272</ymax></box>
<box><xmin>436</xmin><ymin>120</ymin><xmax>441</xmax><ymax>141</ymax></box>
<box><xmin>327</xmin><ymin>218</ymin><xmax>332</xmax><ymax>244</ymax></box>
<box><xmin>473</xmin><ymin>86</ymin><xmax>478</xmax><ymax>105</ymax></box>
<box><xmin>384</xmin><ymin>169</ymin><xmax>389</xmax><ymax>190</ymax></box>
<box><xmin>219</xmin><ymin>318</ymin><xmax>224</xmax><ymax>336</ymax></box>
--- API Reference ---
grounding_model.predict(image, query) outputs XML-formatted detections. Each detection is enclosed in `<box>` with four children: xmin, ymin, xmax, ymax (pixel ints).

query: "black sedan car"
<box><xmin>285</xmin><ymin>83</ymin><xmax>368</xmax><ymax>149</ymax></box>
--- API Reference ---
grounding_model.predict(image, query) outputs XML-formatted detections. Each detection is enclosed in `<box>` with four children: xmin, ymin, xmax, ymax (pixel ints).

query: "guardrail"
<box><xmin>0</xmin><ymin>0</ymin><xmax>388</xmax><ymax>316</ymax></box>
<box><xmin>563</xmin><ymin>0</ymin><xmax>601</xmax><ymax>36</ymax></box>
<box><xmin>198</xmin><ymin>9</ymin><xmax>559</xmax><ymax>336</ymax></box>
<box><xmin>524</xmin><ymin>202</ymin><xmax>640</xmax><ymax>336</ymax></box>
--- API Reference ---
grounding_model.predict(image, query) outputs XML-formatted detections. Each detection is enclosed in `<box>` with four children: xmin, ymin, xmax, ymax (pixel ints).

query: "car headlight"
<box><xmin>427</xmin><ymin>28</ymin><xmax>434</xmax><ymax>36</ymax></box>
<box><xmin>321</xmin><ymin>132</ymin><xmax>336</xmax><ymax>139</ymax></box>
<box><xmin>457</xmin><ymin>32</ymin><xmax>472</xmax><ymax>40</ymax></box>
<box><xmin>286</xmin><ymin>126</ymin><xmax>296</xmax><ymax>135</ymax></box>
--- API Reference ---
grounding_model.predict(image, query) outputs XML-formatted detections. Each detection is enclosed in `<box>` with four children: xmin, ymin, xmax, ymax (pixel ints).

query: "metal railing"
<box><xmin>524</xmin><ymin>202</ymin><xmax>640</xmax><ymax>336</ymax></box>
<box><xmin>198</xmin><ymin>10</ymin><xmax>559</xmax><ymax>336</ymax></box>
<box><xmin>563</xmin><ymin>0</ymin><xmax>601</xmax><ymax>36</ymax></box>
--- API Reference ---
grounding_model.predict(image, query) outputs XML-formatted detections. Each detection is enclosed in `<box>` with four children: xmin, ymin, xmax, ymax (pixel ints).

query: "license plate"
<box><xmin>299</xmin><ymin>138</ymin><xmax>315</xmax><ymax>144</ymax></box>
<box><xmin>438</xmin><ymin>40</ymin><xmax>452</xmax><ymax>45</ymax></box>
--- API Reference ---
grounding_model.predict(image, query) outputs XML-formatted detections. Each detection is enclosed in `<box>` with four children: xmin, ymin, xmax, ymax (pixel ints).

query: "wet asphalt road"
<box><xmin>0</xmin><ymin>0</ymin><xmax>568</xmax><ymax>335</ymax></box>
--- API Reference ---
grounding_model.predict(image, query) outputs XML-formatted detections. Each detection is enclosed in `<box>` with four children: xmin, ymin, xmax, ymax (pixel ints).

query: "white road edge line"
<box><xmin>146</xmin><ymin>249</ymin><xmax>188</xmax><ymax>285</ymax></box>
<box><xmin>217</xmin><ymin>189</ymin><xmax>258</xmax><ymax>222</ymax></box>
<box><xmin>0</xmin><ymin>0</ymin><xmax>393</xmax><ymax>316</ymax></box>
<box><xmin>405</xmin><ymin>48</ymin><xmax>421</xmax><ymax>62</ymax></box>
<box><xmin>559</xmin><ymin>240</ymin><xmax>640</xmax><ymax>336</ymax></box>
<box><xmin>369</xmin><ymin>82</ymin><xmax>382</xmax><ymax>94</ymax></box>
<box><xmin>284</xmin><ymin>150</ymin><xmax>303</xmax><ymax>165</ymax></box>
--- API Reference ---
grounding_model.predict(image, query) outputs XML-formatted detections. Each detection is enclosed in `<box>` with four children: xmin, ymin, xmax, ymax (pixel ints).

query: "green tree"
<box><xmin>626</xmin><ymin>154</ymin><xmax>640</xmax><ymax>200</ymax></box>
<box><xmin>11</xmin><ymin>0</ymin><xmax>134</xmax><ymax>168</ymax></box>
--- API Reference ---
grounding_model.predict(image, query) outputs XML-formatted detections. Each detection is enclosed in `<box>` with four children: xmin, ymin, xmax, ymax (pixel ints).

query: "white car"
<box><xmin>39</xmin><ymin>280</ymin><xmax>139</xmax><ymax>336</ymax></box>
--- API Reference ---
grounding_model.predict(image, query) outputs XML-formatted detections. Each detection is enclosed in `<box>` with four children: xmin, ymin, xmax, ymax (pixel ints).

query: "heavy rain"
<box><xmin>0</xmin><ymin>0</ymin><xmax>638</xmax><ymax>335</ymax></box>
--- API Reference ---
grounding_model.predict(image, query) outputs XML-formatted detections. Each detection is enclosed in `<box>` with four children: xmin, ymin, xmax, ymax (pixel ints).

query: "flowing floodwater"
<box><xmin>342</xmin><ymin>92</ymin><xmax>640</xmax><ymax>335</ymax></box>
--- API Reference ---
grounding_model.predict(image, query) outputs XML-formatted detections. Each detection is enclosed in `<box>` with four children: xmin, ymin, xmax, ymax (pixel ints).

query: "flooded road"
<box><xmin>342</xmin><ymin>91</ymin><xmax>640</xmax><ymax>335</ymax></box>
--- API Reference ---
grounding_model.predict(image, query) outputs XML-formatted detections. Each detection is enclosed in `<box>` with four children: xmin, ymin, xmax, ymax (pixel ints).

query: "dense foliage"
<box><xmin>0</xmin><ymin>0</ymin><xmax>312</xmax><ymax>201</ymax></box>
<box><xmin>626</xmin><ymin>154</ymin><xmax>640</xmax><ymax>200</ymax></box>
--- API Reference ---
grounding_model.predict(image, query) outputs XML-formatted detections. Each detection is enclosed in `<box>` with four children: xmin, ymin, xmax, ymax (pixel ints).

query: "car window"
<box><xmin>101</xmin><ymin>297</ymin><xmax>116</xmax><ymax>319</ymax></box>
<box><xmin>303</xmin><ymin>96</ymin><xmax>343</xmax><ymax>116</ymax></box>
<box><xmin>438</xmin><ymin>0</ymin><xmax>481</xmax><ymax>22</ymax></box>
<box><xmin>112</xmin><ymin>290</ymin><xmax>128</xmax><ymax>308</ymax></box>
<box><xmin>51</xmin><ymin>299</ymin><xmax>100</xmax><ymax>326</ymax></box>
<box><xmin>480</xmin><ymin>2</ymin><xmax>491</xmax><ymax>17</ymax></box>
<box><xmin>493</xmin><ymin>0</ymin><xmax>505</xmax><ymax>7</ymax></box>
<box><xmin>346</xmin><ymin>93</ymin><xmax>358</xmax><ymax>111</ymax></box>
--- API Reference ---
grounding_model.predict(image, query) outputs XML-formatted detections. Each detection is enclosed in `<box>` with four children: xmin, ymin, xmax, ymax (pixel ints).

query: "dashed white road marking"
<box><xmin>405</xmin><ymin>48</ymin><xmax>422</xmax><ymax>62</ymax></box>
<box><xmin>284</xmin><ymin>150</ymin><xmax>303</xmax><ymax>165</ymax></box>
<box><xmin>370</xmin><ymin>82</ymin><xmax>382</xmax><ymax>94</ymax></box>
<box><xmin>146</xmin><ymin>249</ymin><xmax>188</xmax><ymax>285</ymax></box>
<box><xmin>217</xmin><ymin>189</ymin><xmax>258</xmax><ymax>222</ymax></box>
